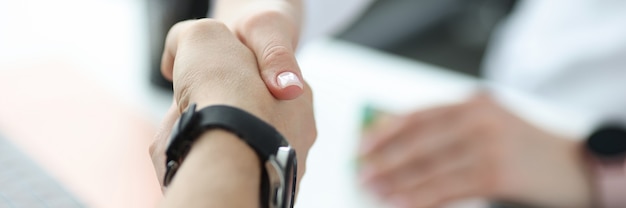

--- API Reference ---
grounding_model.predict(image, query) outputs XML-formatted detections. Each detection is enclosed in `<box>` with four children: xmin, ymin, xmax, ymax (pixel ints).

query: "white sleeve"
<box><xmin>483</xmin><ymin>0</ymin><xmax>626</xmax><ymax>120</ymax></box>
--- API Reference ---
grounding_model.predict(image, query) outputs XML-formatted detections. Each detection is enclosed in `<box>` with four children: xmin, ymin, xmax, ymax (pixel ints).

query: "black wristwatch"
<box><xmin>585</xmin><ymin>124</ymin><xmax>626</xmax><ymax>208</ymax></box>
<box><xmin>163</xmin><ymin>103</ymin><xmax>297</xmax><ymax>208</ymax></box>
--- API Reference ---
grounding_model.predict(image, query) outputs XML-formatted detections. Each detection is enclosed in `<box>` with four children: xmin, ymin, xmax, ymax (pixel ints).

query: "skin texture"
<box><xmin>160</xmin><ymin>0</ymin><xmax>305</xmax><ymax>100</ymax></box>
<box><xmin>159</xmin><ymin>130</ymin><xmax>262</xmax><ymax>208</ymax></box>
<box><xmin>149</xmin><ymin>2</ymin><xmax>597</xmax><ymax>206</ymax></box>
<box><xmin>359</xmin><ymin>94</ymin><xmax>592</xmax><ymax>208</ymax></box>
<box><xmin>216</xmin><ymin>0</ymin><xmax>303</xmax><ymax>100</ymax></box>
<box><xmin>150</xmin><ymin>19</ymin><xmax>317</xmax><ymax>207</ymax></box>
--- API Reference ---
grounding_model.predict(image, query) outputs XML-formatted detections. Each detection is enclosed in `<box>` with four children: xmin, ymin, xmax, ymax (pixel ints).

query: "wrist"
<box><xmin>188</xmin><ymin>130</ymin><xmax>261</xmax><ymax>178</ymax></box>
<box><xmin>161</xmin><ymin>130</ymin><xmax>261</xmax><ymax>208</ymax></box>
<box><xmin>177</xmin><ymin>97</ymin><xmax>272</xmax><ymax>128</ymax></box>
<box><xmin>498</xmin><ymin>138</ymin><xmax>593</xmax><ymax>208</ymax></box>
<box><xmin>542</xmin><ymin>139</ymin><xmax>593</xmax><ymax>207</ymax></box>
<box><xmin>161</xmin><ymin>104</ymin><xmax>301</xmax><ymax>208</ymax></box>
<box><xmin>174</xmin><ymin>82</ymin><xmax>272</xmax><ymax>123</ymax></box>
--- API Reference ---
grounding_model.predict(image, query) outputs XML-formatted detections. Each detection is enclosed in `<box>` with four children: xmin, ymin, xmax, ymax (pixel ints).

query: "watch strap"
<box><xmin>189</xmin><ymin>105</ymin><xmax>288</xmax><ymax>208</ymax></box>
<box><xmin>590</xmin><ymin>159</ymin><xmax>626</xmax><ymax>208</ymax></box>
<box><xmin>194</xmin><ymin>105</ymin><xmax>286</xmax><ymax>161</ymax></box>
<box><xmin>586</xmin><ymin>125</ymin><xmax>626</xmax><ymax>208</ymax></box>
<box><xmin>163</xmin><ymin>104</ymin><xmax>295</xmax><ymax>208</ymax></box>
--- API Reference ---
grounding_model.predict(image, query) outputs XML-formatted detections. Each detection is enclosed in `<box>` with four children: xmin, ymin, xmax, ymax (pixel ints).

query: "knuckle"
<box><xmin>181</xmin><ymin>18</ymin><xmax>230</xmax><ymax>40</ymax></box>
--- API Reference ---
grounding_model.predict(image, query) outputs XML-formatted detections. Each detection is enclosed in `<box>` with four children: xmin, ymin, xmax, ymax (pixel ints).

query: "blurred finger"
<box><xmin>366</xmin><ymin>119</ymin><xmax>471</xmax><ymax>181</ymax></box>
<box><xmin>359</xmin><ymin>104</ymin><xmax>466</xmax><ymax>184</ymax></box>
<box><xmin>392</xmin><ymin>142</ymin><xmax>478</xmax><ymax>194</ymax></box>
<box><xmin>389</xmin><ymin>160</ymin><xmax>484</xmax><ymax>208</ymax></box>
<box><xmin>359</xmin><ymin>104</ymin><xmax>460</xmax><ymax>156</ymax></box>
<box><xmin>369</xmin><ymin>141</ymin><xmax>477</xmax><ymax>198</ymax></box>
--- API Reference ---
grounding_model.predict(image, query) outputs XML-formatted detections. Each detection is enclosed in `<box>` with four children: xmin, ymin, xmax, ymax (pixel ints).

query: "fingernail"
<box><xmin>277</xmin><ymin>71</ymin><xmax>303</xmax><ymax>89</ymax></box>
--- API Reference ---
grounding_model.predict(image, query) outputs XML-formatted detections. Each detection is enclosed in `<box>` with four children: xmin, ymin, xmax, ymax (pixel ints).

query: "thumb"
<box><xmin>236</xmin><ymin>11</ymin><xmax>304</xmax><ymax>100</ymax></box>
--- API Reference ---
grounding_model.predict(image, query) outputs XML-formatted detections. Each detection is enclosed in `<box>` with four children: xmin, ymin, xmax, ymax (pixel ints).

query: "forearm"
<box><xmin>159</xmin><ymin>130</ymin><xmax>261</xmax><ymax>208</ymax></box>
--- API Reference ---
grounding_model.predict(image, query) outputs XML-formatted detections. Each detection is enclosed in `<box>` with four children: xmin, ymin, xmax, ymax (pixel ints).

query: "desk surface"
<box><xmin>296</xmin><ymin>38</ymin><xmax>596</xmax><ymax>208</ymax></box>
<box><xmin>298</xmin><ymin>38</ymin><xmax>482</xmax><ymax>208</ymax></box>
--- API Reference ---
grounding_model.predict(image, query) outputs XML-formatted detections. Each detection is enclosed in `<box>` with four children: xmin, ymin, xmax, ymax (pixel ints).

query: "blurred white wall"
<box><xmin>0</xmin><ymin>0</ymin><xmax>171</xmax><ymax>122</ymax></box>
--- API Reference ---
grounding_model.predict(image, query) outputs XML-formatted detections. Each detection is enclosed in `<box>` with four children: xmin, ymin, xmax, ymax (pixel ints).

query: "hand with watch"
<box><xmin>149</xmin><ymin>18</ymin><xmax>316</xmax><ymax>208</ymax></box>
<box><xmin>358</xmin><ymin>95</ymin><xmax>626</xmax><ymax>208</ymax></box>
<box><xmin>164</xmin><ymin>104</ymin><xmax>299</xmax><ymax>208</ymax></box>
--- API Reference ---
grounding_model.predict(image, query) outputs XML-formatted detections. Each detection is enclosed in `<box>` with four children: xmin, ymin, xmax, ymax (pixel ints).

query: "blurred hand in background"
<box><xmin>359</xmin><ymin>94</ymin><xmax>592</xmax><ymax>208</ymax></box>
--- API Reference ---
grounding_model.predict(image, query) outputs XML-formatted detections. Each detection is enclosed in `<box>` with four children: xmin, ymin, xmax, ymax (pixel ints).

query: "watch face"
<box><xmin>588</xmin><ymin>125</ymin><xmax>626</xmax><ymax>158</ymax></box>
<box><xmin>267</xmin><ymin>147</ymin><xmax>297</xmax><ymax>208</ymax></box>
<box><xmin>283</xmin><ymin>148</ymin><xmax>297</xmax><ymax>208</ymax></box>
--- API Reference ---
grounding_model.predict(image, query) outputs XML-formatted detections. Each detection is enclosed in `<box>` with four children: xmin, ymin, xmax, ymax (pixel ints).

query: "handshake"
<box><xmin>149</xmin><ymin>10</ymin><xmax>316</xmax><ymax>207</ymax></box>
<box><xmin>148</xmin><ymin>1</ymin><xmax>601</xmax><ymax>207</ymax></box>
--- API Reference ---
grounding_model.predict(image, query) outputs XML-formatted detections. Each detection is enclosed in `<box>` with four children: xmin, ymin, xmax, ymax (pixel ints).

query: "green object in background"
<box><xmin>353</xmin><ymin>104</ymin><xmax>377</xmax><ymax>172</ymax></box>
<box><xmin>361</xmin><ymin>104</ymin><xmax>378</xmax><ymax>130</ymax></box>
<box><xmin>355</xmin><ymin>104</ymin><xmax>391</xmax><ymax>171</ymax></box>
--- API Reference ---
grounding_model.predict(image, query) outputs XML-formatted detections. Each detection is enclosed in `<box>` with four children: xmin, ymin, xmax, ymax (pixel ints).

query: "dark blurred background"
<box><xmin>147</xmin><ymin>0</ymin><xmax>210</xmax><ymax>90</ymax></box>
<box><xmin>338</xmin><ymin>0</ymin><xmax>518</xmax><ymax>77</ymax></box>
<box><xmin>147</xmin><ymin>0</ymin><xmax>518</xmax><ymax>90</ymax></box>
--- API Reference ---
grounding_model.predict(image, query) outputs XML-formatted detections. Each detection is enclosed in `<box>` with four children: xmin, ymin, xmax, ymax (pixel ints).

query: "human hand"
<box><xmin>151</xmin><ymin>19</ymin><xmax>316</xmax><ymax>188</ymax></box>
<box><xmin>358</xmin><ymin>94</ymin><xmax>592</xmax><ymax>208</ymax></box>
<box><xmin>208</xmin><ymin>0</ymin><xmax>304</xmax><ymax>100</ymax></box>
